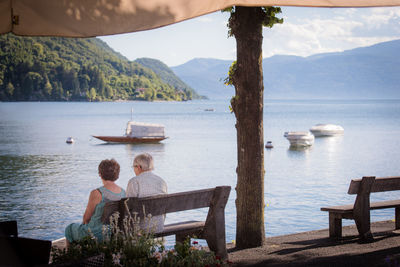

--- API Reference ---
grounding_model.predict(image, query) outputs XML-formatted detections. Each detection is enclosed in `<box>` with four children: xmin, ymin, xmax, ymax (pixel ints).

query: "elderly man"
<box><xmin>126</xmin><ymin>153</ymin><xmax>167</xmax><ymax>233</ymax></box>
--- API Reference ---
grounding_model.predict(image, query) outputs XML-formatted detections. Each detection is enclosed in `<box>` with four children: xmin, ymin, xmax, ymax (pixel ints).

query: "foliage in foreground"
<box><xmin>51</xmin><ymin>202</ymin><xmax>230</xmax><ymax>266</ymax></box>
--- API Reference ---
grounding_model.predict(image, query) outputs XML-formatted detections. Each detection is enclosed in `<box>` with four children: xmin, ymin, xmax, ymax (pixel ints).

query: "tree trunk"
<box><xmin>230</xmin><ymin>6</ymin><xmax>265</xmax><ymax>249</ymax></box>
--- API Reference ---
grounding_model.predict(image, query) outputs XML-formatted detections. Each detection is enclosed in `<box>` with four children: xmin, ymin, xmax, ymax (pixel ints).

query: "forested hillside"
<box><xmin>134</xmin><ymin>58</ymin><xmax>205</xmax><ymax>99</ymax></box>
<box><xmin>0</xmin><ymin>34</ymin><xmax>194</xmax><ymax>101</ymax></box>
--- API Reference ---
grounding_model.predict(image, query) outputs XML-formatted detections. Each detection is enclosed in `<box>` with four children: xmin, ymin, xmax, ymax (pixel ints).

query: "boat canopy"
<box><xmin>126</xmin><ymin>121</ymin><xmax>165</xmax><ymax>138</ymax></box>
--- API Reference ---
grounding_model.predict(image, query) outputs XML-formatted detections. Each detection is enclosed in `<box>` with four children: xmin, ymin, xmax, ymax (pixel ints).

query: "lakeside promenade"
<box><xmin>228</xmin><ymin>220</ymin><xmax>400</xmax><ymax>266</ymax></box>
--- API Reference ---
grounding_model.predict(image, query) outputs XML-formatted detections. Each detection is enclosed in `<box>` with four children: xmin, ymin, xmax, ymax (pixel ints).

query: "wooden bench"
<box><xmin>321</xmin><ymin>176</ymin><xmax>400</xmax><ymax>239</ymax></box>
<box><xmin>0</xmin><ymin>220</ymin><xmax>18</xmax><ymax>237</ymax></box>
<box><xmin>0</xmin><ymin>220</ymin><xmax>52</xmax><ymax>266</ymax></box>
<box><xmin>102</xmin><ymin>186</ymin><xmax>231</xmax><ymax>259</ymax></box>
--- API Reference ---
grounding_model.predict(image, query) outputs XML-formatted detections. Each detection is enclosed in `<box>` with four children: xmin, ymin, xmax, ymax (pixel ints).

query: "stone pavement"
<box><xmin>228</xmin><ymin>220</ymin><xmax>400</xmax><ymax>266</ymax></box>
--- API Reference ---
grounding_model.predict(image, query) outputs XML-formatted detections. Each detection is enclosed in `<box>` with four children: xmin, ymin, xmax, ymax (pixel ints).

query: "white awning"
<box><xmin>126</xmin><ymin>121</ymin><xmax>165</xmax><ymax>138</ymax></box>
<box><xmin>1</xmin><ymin>0</ymin><xmax>400</xmax><ymax>37</ymax></box>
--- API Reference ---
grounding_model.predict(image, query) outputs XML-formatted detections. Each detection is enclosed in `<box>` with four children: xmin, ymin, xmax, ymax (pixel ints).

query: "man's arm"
<box><xmin>126</xmin><ymin>179</ymin><xmax>138</xmax><ymax>197</ymax></box>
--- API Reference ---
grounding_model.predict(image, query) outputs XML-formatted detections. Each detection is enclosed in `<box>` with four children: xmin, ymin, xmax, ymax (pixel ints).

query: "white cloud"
<box><xmin>338</xmin><ymin>36</ymin><xmax>400</xmax><ymax>47</ymax></box>
<box><xmin>339</xmin><ymin>8</ymin><xmax>358</xmax><ymax>17</ymax></box>
<box><xmin>101</xmin><ymin>8</ymin><xmax>400</xmax><ymax>66</ymax></box>
<box><xmin>362</xmin><ymin>7</ymin><xmax>400</xmax><ymax>29</ymax></box>
<box><xmin>197</xmin><ymin>16</ymin><xmax>213</xmax><ymax>23</ymax></box>
<box><xmin>261</xmin><ymin>8</ymin><xmax>400</xmax><ymax>59</ymax></box>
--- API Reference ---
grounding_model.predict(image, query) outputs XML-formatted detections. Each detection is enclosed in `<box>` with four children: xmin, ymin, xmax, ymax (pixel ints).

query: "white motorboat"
<box><xmin>310</xmin><ymin>124</ymin><xmax>344</xmax><ymax>137</ymax></box>
<box><xmin>284</xmin><ymin>131</ymin><xmax>314</xmax><ymax>147</ymax></box>
<box><xmin>66</xmin><ymin>137</ymin><xmax>74</xmax><ymax>144</ymax></box>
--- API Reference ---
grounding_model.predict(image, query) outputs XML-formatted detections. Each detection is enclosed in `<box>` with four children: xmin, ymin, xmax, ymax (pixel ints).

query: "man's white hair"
<box><xmin>133</xmin><ymin>153</ymin><xmax>154</xmax><ymax>171</ymax></box>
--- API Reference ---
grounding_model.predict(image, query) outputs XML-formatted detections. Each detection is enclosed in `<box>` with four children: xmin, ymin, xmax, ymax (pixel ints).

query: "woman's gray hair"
<box><xmin>133</xmin><ymin>153</ymin><xmax>154</xmax><ymax>171</ymax></box>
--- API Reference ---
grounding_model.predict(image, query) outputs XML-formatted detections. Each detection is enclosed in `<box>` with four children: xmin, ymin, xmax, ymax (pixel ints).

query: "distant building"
<box><xmin>136</xmin><ymin>88</ymin><xmax>146</xmax><ymax>94</ymax></box>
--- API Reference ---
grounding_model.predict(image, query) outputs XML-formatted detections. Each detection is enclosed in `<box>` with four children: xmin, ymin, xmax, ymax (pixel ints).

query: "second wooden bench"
<box><xmin>321</xmin><ymin>176</ymin><xmax>400</xmax><ymax>239</ymax></box>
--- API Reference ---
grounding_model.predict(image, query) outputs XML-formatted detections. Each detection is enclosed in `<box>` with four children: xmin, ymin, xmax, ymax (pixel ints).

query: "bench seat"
<box><xmin>154</xmin><ymin>221</ymin><xmax>205</xmax><ymax>239</ymax></box>
<box><xmin>321</xmin><ymin>199</ymin><xmax>400</xmax><ymax>213</ymax></box>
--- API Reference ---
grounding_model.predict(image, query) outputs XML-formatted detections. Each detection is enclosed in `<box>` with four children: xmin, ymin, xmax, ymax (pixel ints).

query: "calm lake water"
<box><xmin>1</xmin><ymin>99</ymin><xmax>400</xmax><ymax>244</ymax></box>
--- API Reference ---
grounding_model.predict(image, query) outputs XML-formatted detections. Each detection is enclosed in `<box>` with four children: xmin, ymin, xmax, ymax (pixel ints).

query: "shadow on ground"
<box><xmin>228</xmin><ymin>220</ymin><xmax>400</xmax><ymax>267</ymax></box>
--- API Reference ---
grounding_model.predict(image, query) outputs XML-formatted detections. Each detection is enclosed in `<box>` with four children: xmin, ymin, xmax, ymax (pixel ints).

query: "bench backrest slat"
<box><xmin>348</xmin><ymin>176</ymin><xmax>400</xmax><ymax>194</ymax></box>
<box><xmin>0</xmin><ymin>237</ymin><xmax>51</xmax><ymax>265</ymax></box>
<box><xmin>102</xmin><ymin>186</ymin><xmax>230</xmax><ymax>223</ymax></box>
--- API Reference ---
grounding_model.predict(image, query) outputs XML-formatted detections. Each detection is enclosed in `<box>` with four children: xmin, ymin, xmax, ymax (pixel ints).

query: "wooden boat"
<box><xmin>93</xmin><ymin>120</ymin><xmax>167</xmax><ymax>144</ymax></box>
<box><xmin>92</xmin><ymin>135</ymin><xmax>167</xmax><ymax>143</ymax></box>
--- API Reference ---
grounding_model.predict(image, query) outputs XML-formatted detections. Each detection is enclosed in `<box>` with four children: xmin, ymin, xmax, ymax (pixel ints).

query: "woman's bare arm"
<box><xmin>82</xmin><ymin>189</ymin><xmax>102</xmax><ymax>224</ymax></box>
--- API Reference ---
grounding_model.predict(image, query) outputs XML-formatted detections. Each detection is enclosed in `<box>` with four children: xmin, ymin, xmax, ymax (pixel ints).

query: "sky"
<box><xmin>99</xmin><ymin>6</ymin><xmax>400</xmax><ymax>67</ymax></box>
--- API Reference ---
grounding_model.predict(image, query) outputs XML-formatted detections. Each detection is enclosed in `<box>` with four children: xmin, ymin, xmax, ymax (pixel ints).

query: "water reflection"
<box><xmin>0</xmin><ymin>154</ymin><xmax>77</xmax><ymax>239</ymax></box>
<box><xmin>124</xmin><ymin>143</ymin><xmax>165</xmax><ymax>161</ymax></box>
<box><xmin>317</xmin><ymin>135</ymin><xmax>344</xmax><ymax>158</ymax></box>
<box><xmin>287</xmin><ymin>145</ymin><xmax>313</xmax><ymax>157</ymax></box>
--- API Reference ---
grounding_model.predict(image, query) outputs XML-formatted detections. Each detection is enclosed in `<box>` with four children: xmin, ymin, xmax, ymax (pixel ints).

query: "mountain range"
<box><xmin>171</xmin><ymin>39</ymin><xmax>400</xmax><ymax>100</ymax></box>
<box><xmin>2</xmin><ymin>34</ymin><xmax>399</xmax><ymax>101</ymax></box>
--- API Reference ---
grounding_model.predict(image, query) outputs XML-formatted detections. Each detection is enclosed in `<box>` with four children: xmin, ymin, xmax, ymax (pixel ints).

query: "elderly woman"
<box><xmin>65</xmin><ymin>159</ymin><xmax>126</xmax><ymax>244</ymax></box>
<box><xmin>126</xmin><ymin>153</ymin><xmax>167</xmax><ymax>233</ymax></box>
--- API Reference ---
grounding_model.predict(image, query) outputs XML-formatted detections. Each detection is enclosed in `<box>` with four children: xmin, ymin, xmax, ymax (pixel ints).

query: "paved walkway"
<box><xmin>228</xmin><ymin>220</ymin><xmax>400</xmax><ymax>266</ymax></box>
<box><xmin>52</xmin><ymin>220</ymin><xmax>400</xmax><ymax>266</ymax></box>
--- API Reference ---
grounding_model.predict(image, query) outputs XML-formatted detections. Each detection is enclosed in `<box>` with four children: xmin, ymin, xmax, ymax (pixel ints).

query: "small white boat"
<box><xmin>284</xmin><ymin>131</ymin><xmax>314</xmax><ymax>147</ymax></box>
<box><xmin>66</xmin><ymin>137</ymin><xmax>74</xmax><ymax>144</ymax></box>
<box><xmin>265</xmin><ymin>141</ymin><xmax>273</xmax><ymax>149</ymax></box>
<box><xmin>310</xmin><ymin>124</ymin><xmax>344</xmax><ymax>137</ymax></box>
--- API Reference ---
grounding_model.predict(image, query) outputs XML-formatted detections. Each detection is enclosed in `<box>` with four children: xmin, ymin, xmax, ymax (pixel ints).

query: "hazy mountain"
<box><xmin>172</xmin><ymin>39</ymin><xmax>400</xmax><ymax>99</ymax></box>
<box><xmin>134</xmin><ymin>58</ymin><xmax>205</xmax><ymax>99</ymax></box>
<box><xmin>171</xmin><ymin>58</ymin><xmax>234</xmax><ymax>100</ymax></box>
